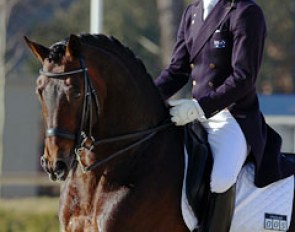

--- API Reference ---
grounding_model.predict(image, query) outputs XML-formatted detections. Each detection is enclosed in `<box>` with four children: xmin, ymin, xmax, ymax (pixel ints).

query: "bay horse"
<box><xmin>25</xmin><ymin>34</ymin><xmax>188</xmax><ymax>232</ymax></box>
<box><xmin>24</xmin><ymin>34</ymin><xmax>294</xmax><ymax>232</ymax></box>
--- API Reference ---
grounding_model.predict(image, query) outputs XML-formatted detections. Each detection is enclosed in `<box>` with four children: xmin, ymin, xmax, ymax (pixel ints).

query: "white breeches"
<box><xmin>199</xmin><ymin>110</ymin><xmax>248</xmax><ymax>193</ymax></box>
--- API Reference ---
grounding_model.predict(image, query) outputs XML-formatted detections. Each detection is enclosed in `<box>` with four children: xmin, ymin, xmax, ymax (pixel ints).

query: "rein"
<box><xmin>40</xmin><ymin>57</ymin><xmax>173</xmax><ymax>172</ymax></box>
<box><xmin>77</xmin><ymin>122</ymin><xmax>173</xmax><ymax>172</ymax></box>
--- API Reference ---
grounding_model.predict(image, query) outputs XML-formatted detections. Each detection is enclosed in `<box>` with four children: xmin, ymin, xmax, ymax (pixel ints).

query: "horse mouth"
<box><xmin>41</xmin><ymin>156</ymin><xmax>73</xmax><ymax>183</ymax></box>
<box><xmin>48</xmin><ymin>169</ymin><xmax>68</xmax><ymax>183</ymax></box>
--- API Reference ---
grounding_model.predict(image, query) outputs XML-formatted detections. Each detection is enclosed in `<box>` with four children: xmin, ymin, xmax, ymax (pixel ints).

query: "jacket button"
<box><xmin>208</xmin><ymin>81</ymin><xmax>214</xmax><ymax>87</ymax></box>
<box><xmin>209</xmin><ymin>63</ymin><xmax>216</xmax><ymax>69</ymax></box>
<box><xmin>193</xmin><ymin>80</ymin><xmax>197</xmax><ymax>86</ymax></box>
<box><xmin>190</xmin><ymin>64</ymin><xmax>195</xmax><ymax>69</ymax></box>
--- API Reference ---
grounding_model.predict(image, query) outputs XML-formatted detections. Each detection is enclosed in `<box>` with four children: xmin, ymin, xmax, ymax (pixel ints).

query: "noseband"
<box><xmin>40</xmin><ymin>57</ymin><xmax>173</xmax><ymax>172</ymax></box>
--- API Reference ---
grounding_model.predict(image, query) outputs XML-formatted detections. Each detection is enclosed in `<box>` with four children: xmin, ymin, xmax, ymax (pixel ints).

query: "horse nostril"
<box><xmin>55</xmin><ymin>160</ymin><xmax>67</xmax><ymax>171</ymax></box>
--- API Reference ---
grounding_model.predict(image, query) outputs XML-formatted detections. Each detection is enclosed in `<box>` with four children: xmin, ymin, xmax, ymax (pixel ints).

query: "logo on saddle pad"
<box><xmin>264</xmin><ymin>213</ymin><xmax>288</xmax><ymax>231</ymax></box>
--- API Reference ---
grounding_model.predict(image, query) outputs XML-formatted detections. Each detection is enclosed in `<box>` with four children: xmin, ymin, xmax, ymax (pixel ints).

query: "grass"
<box><xmin>0</xmin><ymin>197</ymin><xmax>60</xmax><ymax>232</ymax></box>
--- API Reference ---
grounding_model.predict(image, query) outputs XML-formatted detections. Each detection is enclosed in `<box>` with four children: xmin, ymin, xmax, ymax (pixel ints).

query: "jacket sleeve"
<box><xmin>155</xmin><ymin>6</ymin><xmax>192</xmax><ymax>100</ymax></box>
<box><xmin>198</xmin><ymin>5</ymin><xmax>266</xmax><ymax>118</ymax></box>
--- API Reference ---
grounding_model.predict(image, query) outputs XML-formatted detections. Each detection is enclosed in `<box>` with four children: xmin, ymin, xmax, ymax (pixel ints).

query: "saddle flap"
<box><xmin>184</xmin><ymin>122</ymin><xmax>212</xmax><ymax>221</ymax></box>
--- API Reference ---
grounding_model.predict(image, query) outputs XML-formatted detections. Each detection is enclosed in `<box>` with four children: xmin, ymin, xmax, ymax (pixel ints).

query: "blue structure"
<box><xmin>259</xmin><ymin>94</ymin><xmax>295</xmax><ymax>153</ymax></box>
<box><xmin>259</xmin><ymin>94</ymin><xmax>295</xmax><ymax>116</ymax></box>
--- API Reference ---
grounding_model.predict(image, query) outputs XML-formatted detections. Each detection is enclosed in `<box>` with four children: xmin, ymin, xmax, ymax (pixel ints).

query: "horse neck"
<box><xmin>84</xmin><ymin>46</ymin><xmax>169</xmax><ymax>138</ymax></box>
<box><xmin>69</xmin><ymin>45</ymin><xmax>178</xmax><ymax>186</ymax></box>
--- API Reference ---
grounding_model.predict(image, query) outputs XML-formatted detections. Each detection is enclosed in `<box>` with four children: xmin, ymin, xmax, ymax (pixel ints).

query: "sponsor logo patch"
<box><xmin>264</xmin><ymin>213</ymin><xmax>288</xmax><ymax>231</ymax></box>
<box><xmin>213</xmin><ymin>40</ymin><xmax>226</xmax><ymax>48</ymax></box>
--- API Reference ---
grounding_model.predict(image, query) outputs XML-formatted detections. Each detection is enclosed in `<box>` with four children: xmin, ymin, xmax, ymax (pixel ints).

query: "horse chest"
<box><xmin>96</xmin><ymin>187</ymin><xmax>130</xmax><ymax>232</ymax></box>
<box><xmin>59</xmin><ymin>180</ymin><xmax>130</xmax><ymax>232</ymax></box>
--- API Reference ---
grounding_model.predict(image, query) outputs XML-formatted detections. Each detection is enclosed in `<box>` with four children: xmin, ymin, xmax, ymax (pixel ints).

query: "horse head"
<box><xmin>25</xmin><ymin>34</ymin><xmax>169</xmax><ymax>182</ymax></box>
<box><xmin>25</xmin><ymin>35</ymin><xmax>91</xmax><ymax>181</ymax></box>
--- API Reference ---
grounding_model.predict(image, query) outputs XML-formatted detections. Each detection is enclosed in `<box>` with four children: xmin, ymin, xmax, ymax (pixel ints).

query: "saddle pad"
<box><xmin>230</xmin><ymin>163</ymin><xmax>294</xmax><ymax>232</ymax></box>
<box><xmin>181</xmin><ymin>147</ymin><xmax>199</xmax><ymax>231</ymax></box>
<box><xmin>181</xmin><ymin>148</ymin><xmax>294</xmax><ymax>232</ymax></box>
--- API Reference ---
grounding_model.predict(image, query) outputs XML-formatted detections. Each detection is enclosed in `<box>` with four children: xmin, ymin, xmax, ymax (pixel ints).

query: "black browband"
<box><xmin>39</xmin><ymin>68</ymin><xmax>87</xmax><ymax>79</ymax></box>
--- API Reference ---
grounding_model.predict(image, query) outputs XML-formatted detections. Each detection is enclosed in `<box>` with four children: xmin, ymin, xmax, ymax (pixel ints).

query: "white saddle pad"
<box><xmin>230</xmin><ymin>163</ymin><xmax>294</xmax><ymax>232</ymax></box>
<box><xmin>181</xmin><ymin>148</ymin><xmax>294</xmax><ymax>232</ymax></box>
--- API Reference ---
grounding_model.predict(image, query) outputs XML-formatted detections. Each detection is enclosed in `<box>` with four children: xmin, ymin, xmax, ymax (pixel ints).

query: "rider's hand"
<box><xmin>168</xmin><ymin>99</ymin><xmax>205</xmax><ymax>126</ymax></box>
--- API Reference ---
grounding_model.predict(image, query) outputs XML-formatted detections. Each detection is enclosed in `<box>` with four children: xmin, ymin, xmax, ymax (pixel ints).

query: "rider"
<box><xmin>155</xmin><ymin>0</ymin><xmax>295</xmax><ymax>230</ymax></box>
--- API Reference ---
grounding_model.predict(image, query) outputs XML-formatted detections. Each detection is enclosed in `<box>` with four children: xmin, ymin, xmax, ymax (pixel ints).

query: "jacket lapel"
<box><xmin>195</xmin><ymin>0</ymin><xmax>204</xmax><ymax>34</ymax></box>
<box><xmin>190</xmin><ymin>0</ymin><xmax>236</xmax><ymax>62</ymax></box>
<box><xmin>191</xmin><ymin>0</ymin><xmax>204</xmax><ymax>37</ymax></box>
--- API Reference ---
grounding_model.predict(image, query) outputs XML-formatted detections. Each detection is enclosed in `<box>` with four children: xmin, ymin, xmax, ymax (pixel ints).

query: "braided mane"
<box><xmin>48</xmin><ymin>33</ymin><xmax>153</xmax><ymax>83</ymax></box>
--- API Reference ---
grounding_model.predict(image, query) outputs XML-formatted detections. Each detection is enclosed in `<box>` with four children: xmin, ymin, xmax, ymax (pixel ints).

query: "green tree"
<box><xmin>26</xmin><ymin>0</ymin><xmax>162</xmax><ymax>77</ymax></box>
<box><xmin>8</xmin><ymin>0</ymin><xmax>295</xmax><ymax>94</ymax></box>
<box><xmin>104</xmin><ymin>0</ymin><xmax>161</xmax><ymax>76</ymax></box>
<box><xmin>257</xmin><ymin>0</ymin><xmax>294</xmax><ymax>94</ymax></box>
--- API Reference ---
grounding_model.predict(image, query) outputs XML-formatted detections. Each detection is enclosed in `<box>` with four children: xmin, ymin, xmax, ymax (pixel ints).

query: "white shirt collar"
<box><xmin>203</xmin><ymin>0</ymin><xmax>219</xmax><ymax>9</ymax></box>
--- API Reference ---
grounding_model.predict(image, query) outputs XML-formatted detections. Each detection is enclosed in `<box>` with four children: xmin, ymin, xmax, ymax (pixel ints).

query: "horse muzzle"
<box><xmin>40</xmin><ymin>156</ymin><xmax>71</xmax><ymax>182</ymax></box>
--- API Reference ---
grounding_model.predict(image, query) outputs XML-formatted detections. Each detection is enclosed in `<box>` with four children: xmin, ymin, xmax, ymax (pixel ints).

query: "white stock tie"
<box><xmin>203</xmin><ymin>0</ymin><xmax>218</xmax><ymax>20</ymax></box>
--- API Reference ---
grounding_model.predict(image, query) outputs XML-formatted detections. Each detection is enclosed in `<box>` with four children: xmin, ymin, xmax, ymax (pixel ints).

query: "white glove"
<box><xmin>168</xmin><ymin>99</ymin><xmax>205</xmax><ymax>126</ymax></box>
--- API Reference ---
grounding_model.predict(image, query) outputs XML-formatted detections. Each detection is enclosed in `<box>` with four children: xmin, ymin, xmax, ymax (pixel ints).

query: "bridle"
<box><xmin>40</xmin><ymin>57</ymin><xmax>173</xmax><ymax>172</ymax></box>
<box><xmin>40</xmin><ymin>57</ymin><xmax>100</xmax><ymax>156</ymax></box>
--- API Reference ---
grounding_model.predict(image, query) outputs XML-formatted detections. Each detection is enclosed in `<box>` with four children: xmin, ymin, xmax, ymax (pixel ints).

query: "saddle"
<box><xmin>184</xmin><ymin>122</ymin><xmax>295</xmax><ymax>232</ymax></box>
<box><xmin>184</xmin><ymin>122</ymin><xmax>235</xmax><ymax>232</ymax></box>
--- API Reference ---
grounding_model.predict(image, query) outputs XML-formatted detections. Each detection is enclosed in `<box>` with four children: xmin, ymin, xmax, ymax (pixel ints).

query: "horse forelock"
<box><xmin>48</xmin><ymin>40</ymin><xmax>68</xmax><ymax>64</ymax></box>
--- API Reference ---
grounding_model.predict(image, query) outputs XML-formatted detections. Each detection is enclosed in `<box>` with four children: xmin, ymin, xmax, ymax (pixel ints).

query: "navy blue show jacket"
<box><xmin>155</xmin><ymin>0</ymin><xmax>295</xmax><ymax>187</ymax></box>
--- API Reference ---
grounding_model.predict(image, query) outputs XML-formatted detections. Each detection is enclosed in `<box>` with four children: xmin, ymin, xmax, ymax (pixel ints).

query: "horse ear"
<box><xmin>66</xmin><ymin>34</ymin><xmax>81</xmax><ymax>60</ymax></box>
<box><xmin>24</xmin><ymin>36</ymin><xmax>50</xmax><ymax>63</ymax></box>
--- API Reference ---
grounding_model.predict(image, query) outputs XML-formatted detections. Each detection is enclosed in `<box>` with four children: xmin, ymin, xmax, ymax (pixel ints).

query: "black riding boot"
<box><xmin>198</xmin><ymin>185</ymin><xmax>235</xmax><ymax>232</ymax></box>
